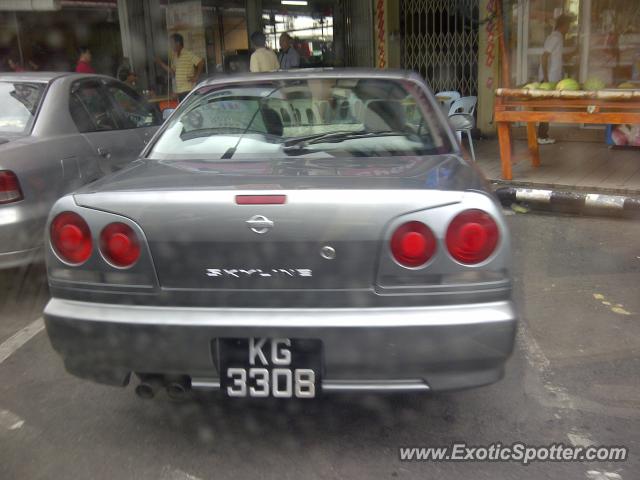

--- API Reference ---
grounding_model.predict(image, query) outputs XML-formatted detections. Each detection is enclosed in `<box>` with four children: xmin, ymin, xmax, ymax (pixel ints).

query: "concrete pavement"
<box><xmin>0</xmin><ymin>213</ymin><xmax>638</xmax><ymax>479</ymax></box>
<box><xmin>474</xmin><ymin>136</ymin><xmax>640</xmax><ymax>196</ymax></box>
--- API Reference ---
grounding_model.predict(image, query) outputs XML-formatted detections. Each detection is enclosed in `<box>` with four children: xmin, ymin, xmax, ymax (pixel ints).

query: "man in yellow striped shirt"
<box><xmin>156</xmin><ymin>33</ymin><xmax>204</xmax><ymax>102</ymax></box>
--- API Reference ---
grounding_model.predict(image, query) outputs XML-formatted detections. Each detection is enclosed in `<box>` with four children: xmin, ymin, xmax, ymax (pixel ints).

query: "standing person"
<box><xmin>75</xmin><ymin>47</ymin><xmax>95</xmax><ymax>74</ymax></box>
<box><xmin>278</xmin><ymin>33</ymin><xmax>300</xmax><ymax>70</ymax></box>
<box><xmin>537</xmin><ymin>14</ymin><xmax>573</xmax><ymax>145</ymax></box>
<box><xmin>249</xmin><ymin>31</ymin><xmax>279</xmax><ymax>73</ymax></box>
<box><xmin>156</xmin><ymin>33</ymin><xmax>204</xmax><ymax>102</ymax></box>
<box><xmin>118</xmin><ymin>66</ymin><xmax>142</xmax><ymax>94</ymax></box>
<box><xmin>7</xmin><ymin>57</ymin><xmax>25</xmax><ymax>72</ymax></box>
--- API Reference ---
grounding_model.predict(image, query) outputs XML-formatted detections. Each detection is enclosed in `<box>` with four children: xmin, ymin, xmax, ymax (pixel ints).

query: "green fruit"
<box><xmin>556</xmin><ymin>78</ymin><xmax>581</xmax><ymax>91</ymax></box>
<box><xmin>618</xmin><ymin>82</ymin><xmax>634</xmax><ymax>89</ymax></box>
<box><xmin>523</xmin><ymin>82</ymin><xmax>540</xmax><ymax>89</ymax></box>
<box><xmin>538</xmin><ymin>82</ymin><xmax>555</xmax><ymax>91</ymax></box>
<box><xmin>583</xmin><ymin>77</ymin><xmax>605</xmax><ymax>91</ymax></box>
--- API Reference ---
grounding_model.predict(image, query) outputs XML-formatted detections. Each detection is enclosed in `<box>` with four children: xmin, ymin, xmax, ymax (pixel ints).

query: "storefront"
<box><xmin>0</xmin><ymin>0</ymin><xmax>372</xmax><ymax>99</ymax></box>
<box><xmin>160</xmin><ymin>0</ymin><xmax>250</xmax><ymax>75</ymax></box>
<box><xmin>505</xmin><ymin>0</ymin><xmax>640</xmax><ymax>146</ymax></box>
<box><xmin>0</xmin><ymin>0</ymin><xmax>121</xmax><ymax>75</ymax></box>
<box><xmin>509</xmin><ymin>0</ymin><xmax>640</xmax><ymax>89</ymax></box>
<box><xmin>125</xmin><ymin>0</ymin><xmax>347</xmax><ymax>97</ymax></box>
<box><xmin>262</xmin><ymin>4</ymin><xmax>335</xmax><ymax>68</ymax></box>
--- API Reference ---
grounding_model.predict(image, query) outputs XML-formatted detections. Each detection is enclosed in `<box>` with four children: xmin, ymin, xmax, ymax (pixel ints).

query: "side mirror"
<box><xmin>162</xmin><ymin>108</ymin><xmax>175</xmax><ymax>121</ymax></box>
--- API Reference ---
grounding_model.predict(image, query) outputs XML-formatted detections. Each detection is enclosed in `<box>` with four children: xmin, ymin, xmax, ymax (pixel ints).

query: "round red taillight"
<box><xmin>390</xmin><ymin>221</ymin><xmax>437</xmax><ymax>267</ymax></box>
<box><xmin>100</xmin><ymin>222</ymin><xmax>140</xmax><ymax>268</ymax></box>
<box><xmin>50</xmin><ymin>212</ymin><xmax>93</xmax><ymax>265</ymax></box>
<box><xmin>446</xmin><ymin>209</ymin><xmax>499</xmax><ymax>264</ymax></box>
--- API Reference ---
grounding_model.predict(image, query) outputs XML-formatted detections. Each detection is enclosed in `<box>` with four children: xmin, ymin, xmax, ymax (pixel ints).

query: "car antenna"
<box><xmin>221</xmin><ymin>84</ymin><xmax>282</xmax><ymax>160</ymax></box>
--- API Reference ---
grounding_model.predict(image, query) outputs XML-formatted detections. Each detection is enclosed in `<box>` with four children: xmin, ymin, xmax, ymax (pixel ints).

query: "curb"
<box><xmin>490</xmin><ymin>179</ymin><xmax>640</xmax><ymax>198</ymax></box>
<box><xmin>494</xmin><ymin>186</ymin><xmax>640</xmax><ymax>216</ymax></box>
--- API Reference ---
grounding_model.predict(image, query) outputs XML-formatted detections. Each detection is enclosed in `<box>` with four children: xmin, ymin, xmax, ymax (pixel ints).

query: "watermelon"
<box><xmin>556</xmin><ymin>78</ymin><xmax>581</xmax><ymax>91</ymax></box>
<box><xmin>583</xmin><ymin>77</ymin><xmax>605</xmax><ymax>91</ymax></box>
<box><xmin>538</xmin><ymin>82</ymin><xmax>555</xmax><ymax>91</ymax></box>
<box><xmin>523</xmin><ymin>82</ymin><xmax>540</xmax><ymax>90</ymax></box>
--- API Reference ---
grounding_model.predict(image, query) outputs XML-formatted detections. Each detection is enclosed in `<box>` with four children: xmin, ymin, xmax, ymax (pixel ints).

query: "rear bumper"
<box><xmin>44</xmin><ymin>298</ymin><xmax>518</xmax><ymax>392</ymax></box>
<box><xmin>0</xmin><ymin>246</ymin><xmax>43</xmax><ymax>269</ymax></box>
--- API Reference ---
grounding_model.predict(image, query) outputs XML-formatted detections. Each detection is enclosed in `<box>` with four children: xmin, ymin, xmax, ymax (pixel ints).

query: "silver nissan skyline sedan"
<box><xmin>0</xmin><ymin>72</ymin><xmax>160</xmax><ymax>269</ymax></box>
<box><xmin>43</xmin><ymin>69</ymin><xmax>517</xmax><ymax>400</ymax></box>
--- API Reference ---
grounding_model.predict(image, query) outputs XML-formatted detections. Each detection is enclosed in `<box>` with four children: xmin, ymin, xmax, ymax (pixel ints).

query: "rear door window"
<box><xmin>69</xmin><ymin>80</ymin><xmax>119</xmax><ymax>133</ymax></box>
<box><xmin>105</xmin><ymin>82</ymin><xmax>161</xmax><ymax>129</ymax></box>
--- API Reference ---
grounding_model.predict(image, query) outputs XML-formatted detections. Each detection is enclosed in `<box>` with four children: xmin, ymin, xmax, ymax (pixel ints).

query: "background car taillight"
<box><xmin>100</xmin><ymin>222</ymin><xmax>140</xmax><ymax>268</ymax></box>
<box><xmin>446</xmin><ymin>209</ymin><xmax>499</xmax><ymax>264</ymax></box>
<box><xmin>390</xmin><ymin>221</ymin><xmax>437</xmax><ymax>267</ymax></box>
<box><xmin>0</xmin><ymin>170</ymin><xmax>23</xmax><ymax>204</ymax></box>
<box><xmin>50</xmin><ymin>212</ymin><xmax>93</xmax><ymax>264</ymax></box>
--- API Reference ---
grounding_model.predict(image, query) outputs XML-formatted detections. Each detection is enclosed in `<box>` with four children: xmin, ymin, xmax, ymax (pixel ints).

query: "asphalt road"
<box><xmin>0</xmin><ymin>212</ymin><xmax>638</xmax><ymax>480</ymax></box>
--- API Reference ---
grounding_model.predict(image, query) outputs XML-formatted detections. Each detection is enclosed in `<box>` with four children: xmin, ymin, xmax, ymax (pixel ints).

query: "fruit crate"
<box><xmin>603</xmin><ymin>84</ymin><xmax>640</xmax><ymax>147</ymax></box>
<box><xmin>606</xmin><ymin>124</ymin><xmax>640</xmax><ymax>147</ymax></box>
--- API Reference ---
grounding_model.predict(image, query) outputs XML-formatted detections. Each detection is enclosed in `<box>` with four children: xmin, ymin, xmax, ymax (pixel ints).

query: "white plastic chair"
<box><xmin>448</xmin><ymin>96</ymin><xmax>477</xmax><ymax>162</ymax></box>
<box><xmin>435</xmin><ymin>91</ymin><xmax>460</xmax><ymax>113</ymax></box>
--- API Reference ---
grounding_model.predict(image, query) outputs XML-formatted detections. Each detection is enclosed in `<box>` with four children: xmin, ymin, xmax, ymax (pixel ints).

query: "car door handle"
<box><xmin>97</xmin><ymin>147</ymin><xmax>111</xmax><ymax>159</ymax></box>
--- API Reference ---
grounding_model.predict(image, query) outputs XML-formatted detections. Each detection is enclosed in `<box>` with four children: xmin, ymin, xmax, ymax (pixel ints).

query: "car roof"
<box><xmin>0</xmin><ymin>72</ymin><xmax>116</xmax><ymax>84</ymax></box>
<box><xmin>198</xmin><ymin>68</ymin><xmax>425</xmax><ymax>88</ymax></box>
<box><xmin>0</xmin><ymin>71</ymin><xmax>70</xmax><ymax>83</ymax></box>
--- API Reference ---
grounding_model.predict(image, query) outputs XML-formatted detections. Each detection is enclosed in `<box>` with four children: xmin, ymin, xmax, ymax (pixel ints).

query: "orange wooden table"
<box><xmin>494</xmin><ymin>88</ymin><xmax>640</xmax><ymax>180</ymax></box>
<box><xmin>148</xmin><ymin>96</ymin><xmax>179</xmax><ymax>111</ymax></box>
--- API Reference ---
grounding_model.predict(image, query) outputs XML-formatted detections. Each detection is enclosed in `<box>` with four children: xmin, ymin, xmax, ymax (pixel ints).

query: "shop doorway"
<box><xmin>400</xmin><ymin>0</ymin><xmax>479</xmax><ymax>96</ymax></box>
<box><xmin>262</xmin><ymin>2</ymin><xmax>335</xmax><ymax>68</ymax></box>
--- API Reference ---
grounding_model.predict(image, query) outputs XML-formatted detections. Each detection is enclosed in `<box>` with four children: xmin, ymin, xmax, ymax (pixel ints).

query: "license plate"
<box><xmin>219</xmin><ymin>338</ymin><xmax>322</xmax><ymax>398</ymax></box>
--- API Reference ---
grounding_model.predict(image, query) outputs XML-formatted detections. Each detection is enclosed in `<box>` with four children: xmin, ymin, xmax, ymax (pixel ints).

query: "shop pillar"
<box><xmin>374</xmin><ymin>0</ymin><xmax>403</xmax><ymax>69</ymax></box>
<box><xmin>477</xmin><ymin>0</ymin><xmax>500</xmax><ymax>136</ymax></box>
<box><xmin>373</xmin><ymin>0</ymin><xmax>387</xmax><ymax>69</ymax></box>
<box><xmin>117</xmin><ymin>0</ymin><xmax>160</xmax><ymax>91</ymax></box>
<box><xmin>245</xmin><ymin>0</ymin><xmax>263</xmax><ymax>45</ymax></box>
<box><xmin>385</xmin><ymin>0</ymin><xmax>400</xmax><ymax>69</ymax></box>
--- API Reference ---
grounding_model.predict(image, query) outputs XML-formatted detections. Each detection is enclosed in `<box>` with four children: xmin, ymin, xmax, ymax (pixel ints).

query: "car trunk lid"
<box><xmin>77</xmin><ymin>189</ymin><xmax>463</xmax><ymax>290</ymax></box>
<box><xmin>74</xmin><ymin>157</ymin><xmax>474</xmax><ymax>290</ymax></box>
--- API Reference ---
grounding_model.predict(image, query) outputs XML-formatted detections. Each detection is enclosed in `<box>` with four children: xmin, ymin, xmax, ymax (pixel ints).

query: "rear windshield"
<box><xmin>148</xmin><ymin>78</ymin><xmax>453</xmax><ymax>161</ymax></box>
<box><xmin>0</xmin><ymin>81</ymin><xmax>45</xmax><ymax>134</ymax></box>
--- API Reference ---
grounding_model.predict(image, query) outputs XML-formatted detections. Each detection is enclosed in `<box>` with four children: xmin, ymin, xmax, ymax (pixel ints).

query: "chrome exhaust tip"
<box><xmin>166</xmin><ymin>377</ymin><xmax>190</xmax><ymax>401</ymax></box>
<box><xmin>135</xmin><ymin>375</ymin><xmax>162</xmax><ymax>399</ymax></box>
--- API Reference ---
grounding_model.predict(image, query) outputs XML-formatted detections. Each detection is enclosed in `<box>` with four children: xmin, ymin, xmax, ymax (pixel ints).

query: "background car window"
<box><xmin>0</xmin><ymin>81</ymin><xmax>46</xmax><ymax>134</ymax></box>
<box><xmin>69</xmin><ymin>81</ymin><xmax>119</xmax><ymax>133</ymax></box>
<box><xmin>106</xmin><ymin>83</ymin><xmax>160</xmax><ymax>129</ymax></box>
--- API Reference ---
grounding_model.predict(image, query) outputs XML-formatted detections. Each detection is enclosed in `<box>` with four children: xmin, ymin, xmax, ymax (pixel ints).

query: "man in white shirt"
<box><xmin>537</xmin><ymin>14</ymin><xmax>573</xmax><ymax>144</ymax></box>
<box><xmin>249</xmin><ymin>32</ymin><xmax>279</xmax><ymax>73</ymax></box>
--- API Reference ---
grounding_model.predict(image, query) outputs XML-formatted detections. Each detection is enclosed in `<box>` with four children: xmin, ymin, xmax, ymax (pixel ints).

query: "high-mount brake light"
<box><xmin>446</xmin><ymin>209</ymin><xmax>499</xmax><ymax>264</ymax></box>
<box><xmin>100</xmin><ymin>222</ymin><xmax>141</xmax><ymax>268</ymax></box>
<box><xmin>235</xmin><ymin>195</ymin><xmax>286</xmax><ymax>205</ymax></box>
<box><xmin>390</xmin><ymin>221</ymin><xmax>437</xmax><ymax>268</ymax></box>
<box><xmin>50</xmin><ymin>212</ymin><xmax>93</xmax><ymax>265</ymax></box>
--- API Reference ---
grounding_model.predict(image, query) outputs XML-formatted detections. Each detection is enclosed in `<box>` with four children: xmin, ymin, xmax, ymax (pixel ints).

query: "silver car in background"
<box><xmin>0</xmin><ymin>72</ymin><xmax>161</xmax><ymax>268</ymax></box>
<box><xmin>43</xmin><ymin>70</ymin><xmax>517</xmax><ymax>400</ymax></box>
